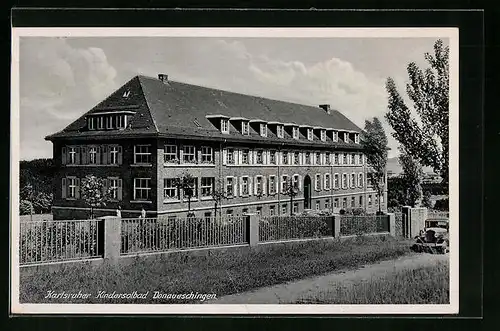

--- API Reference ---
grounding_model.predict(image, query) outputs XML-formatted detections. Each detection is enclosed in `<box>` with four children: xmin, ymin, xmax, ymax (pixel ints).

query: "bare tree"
<box><xmin>173</xmin><ymin>172</ymin><xmax>196</xmax><ymax>217</ymax></box>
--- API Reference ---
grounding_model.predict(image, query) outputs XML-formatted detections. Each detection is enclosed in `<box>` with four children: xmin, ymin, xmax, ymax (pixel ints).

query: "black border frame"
<box><xmin>6</xmin><ymin>4</ymin><xmax>486</xmax><ymax>330</ymax></box>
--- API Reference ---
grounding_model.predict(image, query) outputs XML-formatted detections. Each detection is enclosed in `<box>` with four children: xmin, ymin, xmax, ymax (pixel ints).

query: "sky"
<box><xmin>18</xmin><ymin>36</ymin><xmax>446</xmax><ymax>161</ymax></box>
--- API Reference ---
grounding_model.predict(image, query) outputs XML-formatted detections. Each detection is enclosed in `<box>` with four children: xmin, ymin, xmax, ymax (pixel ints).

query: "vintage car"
<box><xmin>411</xmin><ymin>220</ymin><xmax>449</xmax><ymax>254</ymax></box>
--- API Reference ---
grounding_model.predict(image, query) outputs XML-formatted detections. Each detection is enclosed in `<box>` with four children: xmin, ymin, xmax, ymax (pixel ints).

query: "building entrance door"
<box><xmin>303</xmin><ymin>175</ymin><xmax>312</xmax><ymax>209</ymax></box>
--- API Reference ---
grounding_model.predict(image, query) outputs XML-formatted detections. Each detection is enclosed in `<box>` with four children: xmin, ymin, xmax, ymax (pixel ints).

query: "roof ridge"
<box><xmin>136</xmin><ymin>74</ymin><xmax>340</xmax><ymax>113</ymax></box>
<box><xmin>137</xmin><ymin>76</ymin><xmax>159</xmax><ymax>133</ymax></box>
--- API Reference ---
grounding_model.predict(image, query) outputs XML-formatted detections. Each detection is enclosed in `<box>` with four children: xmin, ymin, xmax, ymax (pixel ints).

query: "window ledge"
<box><xmin>65</xmin><ymin>198</ymin><xmax>77</xmax><ymax>201</ymax></box>
<box><xmin>131</xmin><ymin>164</ymin><xmax>153</xmax><ymax>167</ymax></box>
<box><xmin>65</xmin><ymin>164</ymin><xmax>120</xmax><ymax>167</ymax></box>
<box><xmin>131</xmin><ymin>200</ymin><xmax>153</xmax><ymax>204</ymax></box>
<box><xmin>163</xmin><ymin>199</ymin><xmax>181</xmax><ymax>204</ymax></box>
<box><xmin>164</xmin><ymin>163</ymin><xmax>215</xmax><ymax>167</ymax></box>
<box><xmin>200</xmin><ymin>196</ymin><xmax>213</xmax><ymax>201</ymax></box>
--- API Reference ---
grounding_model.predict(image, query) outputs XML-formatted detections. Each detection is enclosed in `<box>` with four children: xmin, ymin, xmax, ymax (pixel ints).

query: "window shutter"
<box><xmin>81</xmin><ymin>147</ymin><xmax>87</xmax><ymax>164</ymax></box>
<box><xmin>102</xmin><ymin>145</ymin><xmax>108</xmax><ymax>164</ymax></box>
<box><xmin>75</xmin><ymin>178</ymin><xmax>80</xmax><ymax>199</ymax></box>
<box><xmin>248</xmin><ymin>177</ymin><xmax>253</xmax><ymax>196</ymax></box>
<box><xmin>232</xmin><ymin>178</ymin><xmax>238</xmax><ymax>197</ymax></box>
<box><xmin>75</xmin><ymin>147</ymin><xmax>81</xmax><ymax>164</ymax></box>
<box><xmin>61</xmin><ymin>178</ymin><xmax>67</xmax><ymax>198</ymax></box>
<box><xmin>239</xmin><ymin>177</ymin><xmax>243</xmax><ymax>197</ymax></box>
<box><xmin>118</xmin><ymin>179</ymin><xmax>123</xmax><ymax>200</ymax></box>
<box><xmin>254</xmin><ymin>176</ymin><xmax>258</xmax><ymax>195</ymax></box>
<box><xmin>262</xmin><ymin>176</ymin><xmax>267</xmax><ymax>195</ymax></box>
<box><xmin>222</xmin><ymin>149</ymin><xmax>227</xmax><ymax>165</ymax></box>
<box><xmin>118</xmin><ymin>146</ymin><xmax>123</xmax><ymax>164</ymax></box>
<box><xmin>96</xmin><ymin>146</ymin><xmax>102</xmax><ymax>164</ymax></box>
<box><xmin>61</xmin><ymin>147</ymin><xmax>67</xmax><ymax>165</ymax></box>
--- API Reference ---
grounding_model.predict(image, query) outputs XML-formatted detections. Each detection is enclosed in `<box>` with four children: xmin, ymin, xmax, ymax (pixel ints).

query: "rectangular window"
<box><xmin>293</xmin><ymin>127</ymin><xmax>299</xmax><ymax>139</ymax></box>
<box><xmin>333</xmin><ymin>131</ymin><xmax>338</xmax><ymax>142</ymax></box>
<box><xmin>351</xmin><ymin>174</ymin><xmax>356</xmax><ymax>188</ymax></box>
<box><xmin>164</xmin><ymin>144</ymin><xmax>178</xmax><ymax>163</ymax></box>
<box><xmin>334</xmin><ymin>153</ymin><xmax>339</xmax><ymax>165</ymax></box>
<box><xmin>183</xmin><ymin>145</ymin><xmax>196</xmax><ymax>163</ymax></box>
<box><xmin>343</xmin><ymin>153</ymin><xmax>347</xmax><ymax>165</ymax></box>
<box><xmin>116</xmin><ymin>115</ymin><xmax>125</xmax><ymax>129</ymax></box>
<box><xmin>109</xmin><ymin>146</ymin><xmax>119</xmax><ymax>165</ymax></box>
<box><xmin>325</xmin><ymin>153</ymin><xmax>331</xmax><ymax>165</ymax></box>
<box><xmin>350</xmin><ymin>154</ymin><xmax>355</xmax><ymax>165</ymax></box>
<box><xmin>293</xmin><ymin>203</ymin><xmax>299</xmax><ymax>214</ymax></box>
<box><xmin>255</xmin><ymin>176</ymin><xmax>263</xmax><ymax>195</ymax></box>
<box><xmin>89</xmin><ymin>146</ymin><xmax>98</xmax><ymax>164</ymax></box>
<box><xmin>321</xmin><ymin>130</ymin><xmax>326</xmax><ymax>141</ymax></box>
<box><xmin>134</xmin><ymin>145</ymin><xmax>152</xmax><ymax>164</ymax></box>
<box><xmin>269</xmin><ymin>176</ymin><xmax>276</xmax><ymax>195</ymax></box>
<box><xmin>292</xmin><ymin>175</ymin><xmax>299</xmax><ymax>189</ymax></box>
<box><xmin>106</xmin><ymin>116</ymin><xmax>113</xmax><ymax>129</ymax></box>
<box><xmin>226</xmin><ymin>148</ymin><xmax>235</xmax><ymax>164</ymax></box>
<box><xmin>88</xmin><ymin>117</ymin><xmax>95</xmax><ymax>130</ymax></box>
<box><xmin>307</xmin><ymin>128</ymin><xmax>313</xmax><ymax>140</ymax></box>
<box><xmin>282</xmin><ymin>204</ymin><xmax>287</xmax><ymax>215</ymax></box>
<box><xmin>164</xmin><ymin>178</ymin><xmax>178</xmax><ymax>200</ymax></box>
<box><xmin>305</xmin><ymin>152</ymin><xmax>311</xmax><ymax>165</ymax></box>
<box><xmin>281</xmin><ymin>175</ymin><xmax>288</xmax><ymax>193</ymax></box>
<box><xmin>256</xmin><ymin>150</ymin><xmax>264</xmax><ymax>164</ymax></box>
<box><xmin>106</xmin><ymin>177</ymin><xmax>118</xmax><ymax>200</ymax></box>
<box><xmin>97</xmin><ymin>117</ymin><xmax>104</xmax><ymax>130</ymax></box>
<box><xmin>201</xmin><ymin>177</ymin><xmax>215</xmax><ymax>197</ymax></box>
<box><xmin>269</xmin><ymin>205</ymin><xmax>276</xmax><ymax>216</ymax></box>
<box><xmin>242</xmin><ymin>149</ymin><xmax>250</xmax><ymax>164</ymax></box>
<box><xmin>325</xmin><ymin>199</ymin><xmax>330</xmax><ymax>210</ymax></box>
<box><xmin>359</xmin><ymin>196</ymin><xmax>363</xmax><ymax>206</ymax></box>
<box><xmin>226</xmin><ymin>177</ymin><xmax>234</xmax><ymax>197</ymax></box>
<box><xmin>282</xmin><ymin>151</ymin><xmax>289</xmax><ymax>164</ymax></box>
<box><xmin>134</xmin><ymin>178</ymin><xmax>151</xmax><ymax>201</ymax></box>
<box><xmin>221</xmin><ymin>119</ymin><xmax>229</xmax><ymax>133</ymax></box>
<box><xmin>260</xmin><ymin>123</ymin><xmax>267</xmax><ymax>137</ymax></box>
<box><xmin>334</xmin><ymin>174</ymin><xmax>340</xmax><ymax>189</ymax></box>
<box><xmin>277</xmin><ymin>125</ymin><xmax>284</xmax><ymax>138</ymax></box>
<box><xmin>342</xmin><ymin>174</ymin><xmax>348</xmax><ymax>189</ymax></box>
<box><xmin>270</xmin><ymin>151</ymin><xmax>277</xmax><ymax>164</ymax></box>
<box><xmin>241</xmin><ymin>177</ymin><xmax>249</xmax><ymax>195</ymax></box>
<box><xmin>241</xmin><ymin>121</ymin><xmax>249</xmax><ymax>135</ymax></box>
<box><xmin>316</xmin><ymin>152</ymin><xmax>321</xmax><ymax>165</ymax></box>
<box><xmin>369</xmin><ymin>195</ymin><xmax>372</xmax><ymax>206</ymax></box>
<box><xmin>315</xmin><ymin>200</ymin><xmax>320</xmax><ymax>210</ymax></box>
<box><xmin>342</xmin><ymin>198</ymin><xmax>347</xmax><ymax>209</ymax></box>
<box><xmin>355</xmin><ymin>133</ymin><xmax>360</xmax><ymax>144</ymax></box>
<box><xmin>294</xmin><ymin>151</ymin><xmax>300</xmax><ymax>165</ymax></box>
<box><xmin>68</xmin><ymin>146</ymin><xmax>77</xmax><ymax>164</ymax></box>
<box><xmin>351</xmin><ymin>197</ymin><xmax>356</xmax><ymax>208</ymax></box>
<box><xmin>324</xmin><ymin>174</ymin><xmax>331</xmax><ymax>190</ymax></box>
<box><xmin>315</xmin><ymin>174</ymin><xmax>321</xmax><ymax>191</ymax></box>
<box><xmin>201</xmin><ymin>146</ymin><xmax>213</xmax><ymax>163</ymax></box>
<box><xmin>67</xmin><ymin>176</ymin><xmax>77</xmax><ymax>199</ymax></box>
<box><xmin>358</xmin><ymin>173</ymin><xmax>364</xmax><ymax>187</ymax></box>
<box><xmin>334</xmin><ymin>198</ymin><xmax>339</xmax><ymax>208</ymax></box>
<box><xmin>344</xmin><ymin>132</ymin><xmax>349</xmax><ymax>143</ymax></box>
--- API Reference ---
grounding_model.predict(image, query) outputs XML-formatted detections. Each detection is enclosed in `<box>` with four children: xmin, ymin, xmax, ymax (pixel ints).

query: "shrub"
<box><xmin>434</xmin><ymin>198</ymin><xmax>449</xmax><ymax>211</ymax></box>
<box><xmin>20</xmin><ymin>200</ymin><xmax>33</xmax><ymax>215</ymax></box>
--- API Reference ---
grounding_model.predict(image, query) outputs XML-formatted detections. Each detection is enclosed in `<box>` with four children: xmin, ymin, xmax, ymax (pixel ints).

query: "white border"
<box><xmin>10</xmin><ymin>27</ymin><xmax>459</xmax><ymax>315</ymax></box>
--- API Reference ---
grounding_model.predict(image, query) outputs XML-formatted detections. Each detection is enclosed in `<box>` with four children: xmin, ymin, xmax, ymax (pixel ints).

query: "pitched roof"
<box><xmin>46</xmin><ymin>75</ymin><xmax>363</xmax><ymax>148</ymax></box>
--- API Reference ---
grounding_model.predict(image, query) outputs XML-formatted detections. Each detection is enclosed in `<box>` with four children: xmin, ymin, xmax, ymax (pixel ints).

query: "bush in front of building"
<box><xmin>433</xmin><ymin>198</ymin><xmax>449</xmax><ymax>211</ymax></box>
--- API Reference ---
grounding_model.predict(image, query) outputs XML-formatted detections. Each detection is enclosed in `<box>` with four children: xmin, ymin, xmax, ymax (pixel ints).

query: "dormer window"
<box><xmin>260</xmin><ymin>123</ymin><xmax>267</xmax><ymax>137</ymax></box>
<box><xmin>221</xmin><ymin>119</ymin><xmax>229</xmax><ymax>134</ymax></box>
<box><xmin>241</xmin><ymin>121</ymin><xmax>249</xmax><ymax>135</ymax></box>
<box><xmin>97</xmin><ymin>117</ymin><xmax>104</xmax><ymax>130</ymax></box>
<box><xmin>277</xmin><ymin>125</ymin><xmax>284</xmax><ymax>138</ymax></box>
<box><xmin>320</xmin><ymin>130</ymin><xmax>326</xmax><ymax>141</ymax></box>
<box><xmin>307</xmin><ymin>128</ymin><xmax>313</xmax><ymax>140</ymax></box>
<box><xmin>354</xmin><ymin>133</ymin><xmax>360</xmax><ymax>144</ymax></box>
<box><xmin>88</xmin><ymin>113</ymin><xmax>129</xmax><ymax>131</ymax></box>
<box><xmin>293</xmin><ymin>126</ymin><xmax>299</xmax><ymax>139</ymax></box>
<box><xmin>88</xmin><ymin>117</ymin><xmax>96</xmax><ymax>130</ymax></box>
<box><xmin>332</xmin><ymin>130</ymin><xmax>338</xmax><ymax>142</ymax></box>
<box><xmin>343</xmin><ymin>132</ymin><xmax>349</xmax><ymax>143</ymax></box>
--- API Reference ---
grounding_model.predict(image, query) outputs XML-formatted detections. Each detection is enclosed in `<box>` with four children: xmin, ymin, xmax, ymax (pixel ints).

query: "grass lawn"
<box><xmin>298</xmin><ymin>259</ymin><xmax>449</xmax><ymax>304</ymax></box>
<box><xmin>20</xmin><ymin>235</ymin><xmax>411</xmax><ymax>304</ymax></box>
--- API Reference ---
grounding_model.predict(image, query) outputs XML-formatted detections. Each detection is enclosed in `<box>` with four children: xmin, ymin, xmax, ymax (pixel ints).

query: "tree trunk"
<box><xmin>214</xmin><ymin>201</ymin><xmax>218</xmax><ymax>220</ymax></box>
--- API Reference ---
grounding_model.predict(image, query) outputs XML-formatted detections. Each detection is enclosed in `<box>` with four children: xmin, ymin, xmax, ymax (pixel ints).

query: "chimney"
<box><xmin>158</xmin><ymin>74</ymin><xmax>169</xmax><ymax>84</ymax></box>
<box><xmin>319</xmin><ymin>104</ymin><xmax>331</xmax><ymax>114</ymax></box>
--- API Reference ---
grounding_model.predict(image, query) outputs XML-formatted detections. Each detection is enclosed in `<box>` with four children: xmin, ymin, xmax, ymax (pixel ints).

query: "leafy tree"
<box><xmin>387</xmin><ymin>176</ymin><xmax>407</xmax><ymax>208</ymax></box>
<box><xmin>361</xmin><ymin>117</ymin><xmax>388</xmax><ymax>214</ymax></box>
<box><xmin>385</xmin><ymin>39</ymin><xmax>449</xmax><ymax>184</ymax></box>
<box><xmin>20</xmin><ymin>200</ymin><xmax>34</xmax><ymax>216</ymax></box>
<box><xmin>282</xmin><ymin>178</ymin><xmax>299</xmax><ymax>215</ymax></box>
<box><xmin>399</xmin><ymin>150</ymin><xmax>424</xmax><ymax>207</ymax></box>
<box><xmin>173</xmin><ymin>173</ymin><xmax>196</xmax><ymax>216</ymax></box>
<box><xmin>422</xmin><ymin>190</ymin><xmax>433</xmax><ymax>209</ymax></box>
<box><xmin>80</xmin><ymin>175</ymin><xmax>111</xmax><ymax>219</ymax></box>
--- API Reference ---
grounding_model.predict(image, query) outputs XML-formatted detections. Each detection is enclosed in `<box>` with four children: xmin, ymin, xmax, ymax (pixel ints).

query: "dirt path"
<box><xmin>210</xmin><ymin>253</ymin><xmax>448</xmax><ymax>304</ymax></box>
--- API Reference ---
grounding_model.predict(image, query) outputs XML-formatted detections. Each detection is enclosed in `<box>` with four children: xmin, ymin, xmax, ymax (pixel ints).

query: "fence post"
<box><xmin>387</xmin><ymin>213</ymin><xmax>395</xmax><ymax>237</ymax></box>
<box><xmin>101</xmin><ymin>216</ymin><xmax>121</xmax><ymax>261</ymax></box>
<box><xmin>333</xmin><ymin>215</ymin><xmax>341</xmax><ymax>238</ymax></box>
<box><xmin>244</xmin><ymin>213</ymin><xmax>259</xmax><ymax>247</ymax></box>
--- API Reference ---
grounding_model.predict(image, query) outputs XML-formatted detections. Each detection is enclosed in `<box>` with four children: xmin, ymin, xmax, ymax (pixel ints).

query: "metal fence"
<box><xmin>120</xmin><ymin>216</ymin><xmax>248</xmax><ymax>255</ymax></box>
<box><xmin>259</xmin><ymin>216</ymin><xmax>333</xmax><ymax>243</ymax></box>
<box><xmin>339</xmin><ymin>214</ymin><xmax>390</xmax><ymax>236</ymax></box>
<box><xmin>19</xmin><ymin>219</ymin><xmax>103</xmax><ymax>265</ymax></box>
